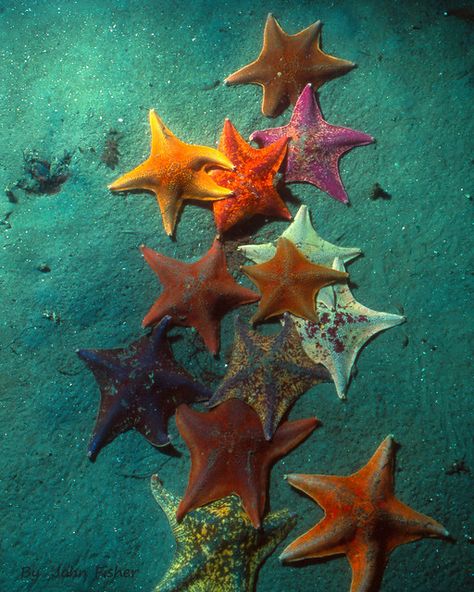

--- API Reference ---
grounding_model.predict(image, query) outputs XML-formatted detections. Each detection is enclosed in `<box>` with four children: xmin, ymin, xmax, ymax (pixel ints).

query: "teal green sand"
<box><xmin>0</xmin><ymin>1</ymin><xmax>472</xmax><ymax>591</ymax></box>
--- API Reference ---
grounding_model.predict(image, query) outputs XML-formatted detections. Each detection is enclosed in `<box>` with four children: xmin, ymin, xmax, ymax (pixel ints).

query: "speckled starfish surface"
<box><xmin>226</xmin><ymin>14</ymin><xmax>355</xmax><ymax>117</ymax></box>
<box><xmin>140</xmin><ymin>238</ymin><xmax>259</xmax><ymax>354</ymax></box>
<box><xmin>239</xmin><ymin>204</ymin><xmax>361</xmax><ymax>268</ymax></box>
<box><xmin>108</xmin><ymin>109</ymin><xmax>233</xmax><ymax>236</ymax></box>
<box><xmin>293</xmin><ymin>258</ymin><xmax>405</xmax><ymax>399</ymax></box>
<box><xmin>208</xmin><ymin>315</ymin><xmax>329</xmax><ymax>440</ymax></box>
<box><xmin>151</xmin><ymin>479</ymin><xmax>296</xmax><ymax>592</ymax></box>
<box><xmin>281</xmin><ymin>436</ymin><xmax>450</xmax><ymax>592</ymax></box>
<box><xmin>77</xmin><ymin>316</ymin><xmax>210</xmax><ymax>461</ymax></box>
<box><xmin>251</xmin><ymin>84</ymin><xmax>374</xmax><ymax>203</ymax></box>
<box><xmin>211</xmin><ymin>118</ymin><xmax>291</xmax><ymax>233</ymax></box>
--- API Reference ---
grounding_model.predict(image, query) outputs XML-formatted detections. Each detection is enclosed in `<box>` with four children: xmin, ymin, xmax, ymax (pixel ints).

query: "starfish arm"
<box><xmin>225</xmin><ymin>14</ymin><xmax>285</xmax><ymax>87</ymax></box>
<box><xmin>250</xmin><ymin>508</ymin><xmax>297</xmax><ymax>575</ymax></box>
<box><xmin>225</xmin><ymin>61</ymin><xmax>267</xmax><ymax>86</ymax></box>
<box><xmin>280</xmin><ymin>516</ymin><xmax>350</xmax><ymax>562</ymax></box>
<box><xmin>253</xmin><ymin>136</ymin><xmax>289</xmax><ymax>173</ymax></box>
<box><xmin>135</xmin><ymin>400</ymin><xmax>170</xmax><ymax>447</ymax></box>
<box><xmin>87</xmin><ymin>391</ymin><xmax>132</xmax><ymax>461</ymax></box>
<box><xmin>142</xmin><ymin>296</ymin><xmax>176</xmax><ymax>328</ymax></box>
<box><xmin>191</xmin><ymin>309</ymin><xmax>221</xmax><ymax>355</ymax></box>
<box><xmin>249</xmin><ymin>285</ymin><xmax>287</xmax><ymax>324</ymax></box>
<box><xmin>282</xmin><ymin>204</ymin><xmax>317</xmax><ymax>244</ymax></box>
<box><xmin>175</xmin><ymin>405</ymin><xmax>232</xmax><ymax>521</ymax></box>
<box><xmin>262</xmin><ymin>13</ymin><xmax>286</xmax><ymax>51</ymax></box>
<box><xmin>285</xmin><ymin>473</ymin><xmax>353</xmax><ymax>512</ymax></box>
<box><xmin>188</xmin><ymin>144</ymin><xmax>234</xmax><ymax>172</ymax></box>
<box><xmin>269</xmin><ymin>418</ymin><xmax>319</xmax><ymax>460</ymax></box>
<box><xmin>328</xmin><ymin>125</ymin><xmax>374</xmax><ymax>150</ymax></box>
<box><xmin>346</xmin><ymin>539</ymin><xmax>386</xmax><ymax>592</ymax></box>
<box><xmin>383</xmin><ymin>498</ymin><xmax>450</xmax><ymax>551</ymax></box>
<box><xmin>77</xmin><ymin>348</ymin><xmax>127</xmax><ymax>383</ymax></box>
<box><xmin>108</xmin><ymin>158</ymin><xmax>157</xmax><ymax>192</ymax></box>
<box><xmin>307</xmin><ymin>53</ymin><xmax>356</xmax><ymax>85</ymax></box>
<box><xmin>280</xmin><ymin>285</ymin><xmax>320</xmax><ymax>323</ymax></box>
<box><xmin>234</xmin><ymin>470</ymin><xmax>267</xmax><ymax>529</ymax></box>
<box><xmin>149</xmin><ymin>109</ymin><xmax>177</xmax><ymax>153</ymax></box>
<box><xmin>141</xmin><ymin>245</ymin><xmax>188</xmax><ymax>287</ymax></box>
<box><xmin>150</xmin><ymin>477</ymin><xmax>180</xmax><ymax>527</ymax></box>
<box><xmin>354</xmin><ymin>435</ymin><xmax>396</xmax><ymax>499</ymax></box>
<box><xmin>150</xmin><ymin>315</ymin><xmax>173</xmax><ymax>347</ymax></box>
<box><xmin>238</xmin><ymin>242</ymin><xmax>275</xmax><ymax>264</ymax></box>
<box><xmin>182</xmin><ymin>169</ymin><xmax>233</xmax><ymax>201</ymax></box>
<box><xmin>155</xmin><ymin>185</ymin><xmax>182</xmax><ymax>237</ymax></box>
<box><xmin>261</xmin><ymin>80</ymin><xmax>290</xmax><ymax>118</ymax></box>
<box><xmin>293</xmin><ymin>21</ymin><xmax>322</xmax><ymax>52</ymax></box>
<box><xmin>249</xmin><ymin>126</ymin><xmax>286</xmax><ymax>147</ymax></box>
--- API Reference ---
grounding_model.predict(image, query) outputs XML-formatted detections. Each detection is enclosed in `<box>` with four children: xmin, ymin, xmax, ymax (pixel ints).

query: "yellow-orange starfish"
<box><xmin>109</xmin><ymin>110</ymin><xmax>233</xmax><ymax>236</ymax></box>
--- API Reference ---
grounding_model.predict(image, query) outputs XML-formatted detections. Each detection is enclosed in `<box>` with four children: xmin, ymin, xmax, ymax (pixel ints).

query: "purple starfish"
<box><xmin>250</xmin><ymin>83</ymin><xmax>374</xmax><ymax>204</ymax></box>
<box><xmin>77</xmin><ymin>316</ymin><xmax>211</xmax><ymax>461</ymax></box>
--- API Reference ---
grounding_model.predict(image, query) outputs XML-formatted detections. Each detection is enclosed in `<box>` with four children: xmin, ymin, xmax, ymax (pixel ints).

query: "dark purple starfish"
<box><xmin>77</xmin><ymin>316</ymin><xmax>211</xmax><ymax>461</ymax></box>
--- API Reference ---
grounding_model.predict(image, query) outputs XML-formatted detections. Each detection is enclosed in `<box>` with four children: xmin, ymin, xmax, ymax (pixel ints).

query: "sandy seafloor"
<box><xmin>0</xmin><ymin>0</ymin><xmax>473</xmax><ymax>590</ymax></box>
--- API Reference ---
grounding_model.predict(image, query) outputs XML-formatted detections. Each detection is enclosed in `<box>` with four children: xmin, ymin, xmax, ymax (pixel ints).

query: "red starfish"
<box><xmin>140</xmin><ymin>238</ymin><xmax>259</xmax><ymax>354</ymax></box>
<box><xmin>176</xmin><ymin>399</ymin><xmax>319</xmax><ymax>528</ymax></box>
<box><xmin>211</xmin><ymin>119</ymin><xmax>291</xmax><ymax>234</ymax></box>
<box><xmin>281</xmin><ymin>436</ymin><xmax>450</xmax><ymax>592</ymax></box>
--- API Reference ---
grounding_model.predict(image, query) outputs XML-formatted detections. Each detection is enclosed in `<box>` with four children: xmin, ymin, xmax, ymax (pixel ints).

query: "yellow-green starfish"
<box><xmin>151</xmin><ymin>477</ymin><xmax>295</xmax><ymax>592</ymax></box>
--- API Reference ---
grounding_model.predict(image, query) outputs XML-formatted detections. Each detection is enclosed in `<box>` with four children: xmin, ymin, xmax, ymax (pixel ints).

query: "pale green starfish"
<box><xmin>151</xmin><ymin>477</ymin><xmax>296</xmax><ymax>592</ymax></box>
<box><xmin>238</xmin><ymin>204</ymin><xmax>361</xmax><ymax>267</ymax></box>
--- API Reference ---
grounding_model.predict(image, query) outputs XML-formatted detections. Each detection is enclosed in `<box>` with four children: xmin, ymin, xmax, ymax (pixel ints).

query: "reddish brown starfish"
<box><xmin>176</xmin><ymin>399</ymin><xmax>319</xmax><ymax>528</ymax></box>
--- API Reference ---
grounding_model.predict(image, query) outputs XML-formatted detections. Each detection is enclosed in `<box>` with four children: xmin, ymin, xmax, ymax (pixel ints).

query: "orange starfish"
<box><xmin>211</xmin><ymin>118</ymin><xmax>291</xmax><ymax>234</ymax></box>
<box><xmin>281</xmin><ymin>436</ymin><xmax>451</xmax><ymax>592</ymax></box>
<box><xmin>241</xmin><ymin>237</ymin><xmax>348</xmax><ymax>324</ymax></box>
<box><xmin>108</xmin><ymin>109</ymin><xmax>233</xmax><ymax>236</ymax></box>
<box><xmin>225</xmin><ymin>13</ymin><xmax>355</xmax><ymax>117</ymax></box>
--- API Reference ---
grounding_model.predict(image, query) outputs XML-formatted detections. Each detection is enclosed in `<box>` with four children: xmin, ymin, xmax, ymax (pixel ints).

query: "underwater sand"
<box><xmin>0</xmin><ymin>0</ymin><xmax>472</xmax><ymax>591</ymax></box>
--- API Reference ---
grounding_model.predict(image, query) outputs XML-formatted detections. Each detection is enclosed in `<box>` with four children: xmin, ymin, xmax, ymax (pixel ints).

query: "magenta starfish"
<box><xmin>250</xmin><ymin>84</ymin><xmax>374</xmax><ymax>204</ymax></box>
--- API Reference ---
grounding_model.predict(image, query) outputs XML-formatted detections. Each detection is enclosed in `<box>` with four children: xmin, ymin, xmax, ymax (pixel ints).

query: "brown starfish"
<box><xmin>225</xmin><ymin>13</ymin><xmax>355</xmax><ymax>117</ymax></box>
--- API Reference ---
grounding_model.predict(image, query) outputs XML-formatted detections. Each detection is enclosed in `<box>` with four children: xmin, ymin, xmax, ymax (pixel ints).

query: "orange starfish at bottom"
<box><xmin>281</xmin><ymin>436</ymin><xmax>450</xmax><ymax>592</ymax></box>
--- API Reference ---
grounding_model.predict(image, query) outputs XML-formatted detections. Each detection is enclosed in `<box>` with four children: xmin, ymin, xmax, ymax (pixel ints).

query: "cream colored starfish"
<box><xmin>293</xmin><ymin>258</ymin><xmax>405</xmax><ymax>399</ymax></box>
<box><xmin>238</xmin><ymin>204</ymin><xmax>361</xmax><ymax>267</ymax></box>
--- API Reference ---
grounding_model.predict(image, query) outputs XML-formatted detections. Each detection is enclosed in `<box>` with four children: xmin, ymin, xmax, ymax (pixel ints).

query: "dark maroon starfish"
<box><xmin>77</xmin><ymin>316</ymin><xmax>211</xmax><ymax>461</ymax></box>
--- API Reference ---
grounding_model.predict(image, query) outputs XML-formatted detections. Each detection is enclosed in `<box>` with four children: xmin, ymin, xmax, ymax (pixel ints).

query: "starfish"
<box><xmin>250</xmin><ymin>83</ymin><xmax>374</xmax><ymax>203</ymax></box>
<box><xmin>151</xmin><ymin>479</ymin><xmax>296</xmax><ymax>592</ymax></box>
<box><xmin>210</xmin><ymin>118</ymin><xmax>291</xmax><ymax>234</ymax></box>
<box><xmin>77</xmin><ymin>316</ymin><xmax>210</xmax><ymax>461</ymax></box>
<box><xmin>280</xmin><ymin>436</ymin><xmax>450</xmax><ymax>592</ymax></box>
<box><xmin>239</xmin><ymin>204</ymin><xmax>361</xmax><ymax>268</ymax></box>
<box><xmin>176</xmin><ymin>399</ymin><xmax>318</xmax><ymax>528</ymax></box>
<box><xmin>241</xmin><ymin>237</ymin><xmax>348</xmax><ymax>324</ymax></box>
<box><xmin>293</xmin><ymin>258</ymin><xmax>405</xmax><ymax>399</ymax></box>
<box><xmin>140</xmin><ymin>238</ymin><xmax>259</xmax><ymax>355</ymax></box>
<box><xmin>225</xmin><ymin>14</ymin><xmax>355</xmax><ymax>117</ymax></box>
<box><xmin>108</xmin><ymin>109</ymin><xmax>233</xmax><ymax>236</ymax></box>
<box><xmin>208</xmin><ymin>315</ymin><xmax>329</xmax><ymax>440</ymax></box>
